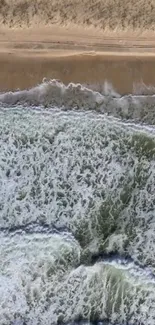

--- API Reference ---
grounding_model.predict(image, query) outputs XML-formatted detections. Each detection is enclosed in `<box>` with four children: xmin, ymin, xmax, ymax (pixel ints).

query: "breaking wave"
<box><xmin>1</xmin><ymin>80</ymin><xmax>155</xmax><ymax>124</ymax></box>
<box><xmin>1</xmin><ymin>85</ymin><xmax>155</xmax><ymax>324</ymax></box>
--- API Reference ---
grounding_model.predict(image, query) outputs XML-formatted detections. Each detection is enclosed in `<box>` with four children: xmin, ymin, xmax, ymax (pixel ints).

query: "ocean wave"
<box><xmin>1</xmin><ymin>80</ymin><xmax>155</xmax><ymax>124</ymax></box>
<box><xmin>1</xmin><ymin>96</ymin><xmax>155</xmax><ymax>324</ymax></box>
<box><xmin>1</xmin><ymin>107</ymin><xmax>155</xmax><ymax>270</ymax></box>
<box><xmin>1</xmin><ymin>231</ymin><xmax>155</xmax><ymax>325</ymax></box>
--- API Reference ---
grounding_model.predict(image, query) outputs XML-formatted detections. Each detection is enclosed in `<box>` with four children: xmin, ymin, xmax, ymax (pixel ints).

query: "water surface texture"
<box><xmin>1</xmin><ymin>81</ymin><xmax>155</xmax><ymax>325</ymax></box>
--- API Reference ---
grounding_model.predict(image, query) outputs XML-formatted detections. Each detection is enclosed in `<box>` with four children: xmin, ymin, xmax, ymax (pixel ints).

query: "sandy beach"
<box><xmin>1</xmin><ymin>0</ymin><xmax>155</xmax><ymax>93</ymax></box>
<box><xmin>0</xmin><ymin>26</ymin><xmax>155</xmax><ymax>94</ymax></box>
<box><xmin>0</xmin><ymin>6</ymin><xmax>155</xmax><ymax>98</ymax></box>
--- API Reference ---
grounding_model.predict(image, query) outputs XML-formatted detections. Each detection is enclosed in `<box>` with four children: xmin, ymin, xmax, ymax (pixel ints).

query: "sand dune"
<box><xmin>0</xmin><ymin>0</ymin><xmax>155</xmax><ymax>31</ymax></box>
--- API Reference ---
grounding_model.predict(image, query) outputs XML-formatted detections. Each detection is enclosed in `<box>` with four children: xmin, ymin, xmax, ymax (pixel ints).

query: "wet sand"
<box><xmin>1</xmin><ymin>26</ymin><xmax>155</xmax><ymax>94</ymax></box>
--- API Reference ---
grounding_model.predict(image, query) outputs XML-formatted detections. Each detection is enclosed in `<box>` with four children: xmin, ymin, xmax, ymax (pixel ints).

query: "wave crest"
<box><xmin>1</xmin><ymin>79</ymin><xmax>155</xmax><ymax>124</ymax></box>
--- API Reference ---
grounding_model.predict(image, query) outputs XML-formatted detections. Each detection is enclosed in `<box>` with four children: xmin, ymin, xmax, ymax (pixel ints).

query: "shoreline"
<box><xmin>1</xmin><ymin>26</ymin><xmax>155</xmax><ymax>94</ymax></box>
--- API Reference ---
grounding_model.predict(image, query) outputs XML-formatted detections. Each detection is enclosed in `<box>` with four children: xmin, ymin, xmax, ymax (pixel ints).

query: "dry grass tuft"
<box><xmin>1</xmin><ymin>0</ymin><xmax>155</xmax><ymax>30</ymax></box>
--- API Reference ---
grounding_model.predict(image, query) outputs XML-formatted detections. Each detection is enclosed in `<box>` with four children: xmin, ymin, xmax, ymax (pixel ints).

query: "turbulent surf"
<box><xmin>1</xmin><ymin>81</ymin><xmax>155</xmax><ymax>325</ymax></box>
<box><xmin>1</xmin><ymin>80</ymin><xmax>155</xmax><ymax>124</ymax></box>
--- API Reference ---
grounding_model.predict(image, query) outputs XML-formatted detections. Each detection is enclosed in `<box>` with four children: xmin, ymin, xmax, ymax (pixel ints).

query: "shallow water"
<box><xmin>1</xmin><ymin>81</ymin><xmax>155</xmax><ymax>325</ymax></box>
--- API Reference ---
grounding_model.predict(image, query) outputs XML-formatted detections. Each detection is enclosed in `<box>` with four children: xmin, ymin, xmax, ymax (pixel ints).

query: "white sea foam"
<box><xmin>1</xmin><ymin>100</ymin><xmax>155</xmax><ymax>324</ymax></box>
<box><xmin>1</xmin><ymin>80</ymin><xmax>155</xmax><ymax>124</ymax></box>
<box><xmin>1</xmin><ymin>230</ymin><xmax>155</xmax><ymax>325</ymax></box>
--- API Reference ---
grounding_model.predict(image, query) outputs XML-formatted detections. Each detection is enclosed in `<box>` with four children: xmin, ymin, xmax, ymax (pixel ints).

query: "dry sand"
<box><xmin>1</xmin><ymin>0</ymin><xmax>155</xmax><ymax>94</ymax></box>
